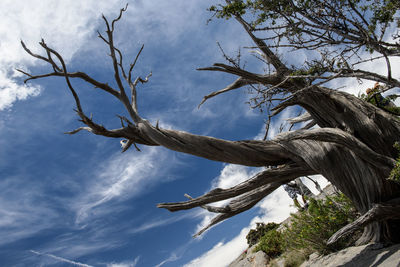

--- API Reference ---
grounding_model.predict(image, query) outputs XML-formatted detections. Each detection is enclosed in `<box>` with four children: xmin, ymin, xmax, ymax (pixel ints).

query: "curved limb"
<box><xmin>327</xmin><ymin>198</ymin><xmax>400</xmax><ymax>245</ymax></box>
<box><xmin>276</xmin><ymin>128</ymin><xmax>396</xmax><ymax>171</ymax></box>
<box><xmin>194</xmin><ymin>181</ymin><xmax>283</xmax><ymax>237</ymax></box>
<box><xmin>158</xmin><ymin>162</ymin><xmax>315</xmax><ymax>212</ymax></box>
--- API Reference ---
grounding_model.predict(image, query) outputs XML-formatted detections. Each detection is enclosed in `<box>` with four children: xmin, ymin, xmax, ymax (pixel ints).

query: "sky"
<box><xmin>0</xmin><ymin>1</ymin><xmax>399</xmax><ymax>267</ymax></box>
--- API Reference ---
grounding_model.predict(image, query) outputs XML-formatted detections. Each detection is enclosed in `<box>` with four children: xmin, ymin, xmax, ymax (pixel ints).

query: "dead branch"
<box><xmin>194</xmin><ymin>181</ymin><xmax>282</xmax><ymax>237</ymax></box>
<box><xmin>158</xmin><ymin>162</ymin><xmax>314</xmax><ymax>212</ymax></box>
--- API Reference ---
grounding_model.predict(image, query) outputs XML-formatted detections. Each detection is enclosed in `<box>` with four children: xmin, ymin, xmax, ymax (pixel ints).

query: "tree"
<box><xmin>18</xmin><ymin>1</ymin><xmax>400</xmax><ymax>245</ymax></box>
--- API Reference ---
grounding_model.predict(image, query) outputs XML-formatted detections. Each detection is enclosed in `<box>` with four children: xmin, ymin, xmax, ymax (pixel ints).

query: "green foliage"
<box><xmin>368</xmin><ymin>0</ymin><xmax>400</xmax><ymax>34</ymax></box>
<box><xmin>208</xmin><ymin>1</ymin><xmax>249</xmax><ymax>19</ymax></box>
<box><xmin>283</xmin><ymin>250</ymin><xmax>307</xmax><ymax>267</ymax></box>
<box><xmin>247</xmin><ymin>192</ymin><xmax>359</xmax><ymax>262</ymax></box>
<box><xmin>209</xmin><ymin>0</ymin><xmax>399</xmax><ymax>54</ymax></box>
<box><xmin>388</xmin><ymin>142</ymin><xmax>400</xmax><ymax>183</ymax></box>
<box><xmin>359</xmin><ymin>91</ymin><xmax>400</xmax><ymax>116</ymax></box>
<box><xmin>254</xmin><ymin>227</ymin><xmax>284</xmax><ymax>257</ymax></box>
<box><xmin>246</xmin><ymin>222</ymin><xmax>279</xmax><ymax>246</ymax></box>
<box><xmin>283</xmin><ymin>193</ymin><xmax>358</xmax><ymax>255</ymax></box>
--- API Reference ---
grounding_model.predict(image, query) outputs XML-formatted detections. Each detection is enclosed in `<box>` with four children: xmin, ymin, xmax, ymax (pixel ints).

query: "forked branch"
<box><xmin>194</xmin><ymin>181</ymin><xmax>283</xmax><ymax>237</ymax></box>
<box><xmin>158</xmin><ymin>163</ymin><xmax>315</xmax><ymax>212</ymax></box>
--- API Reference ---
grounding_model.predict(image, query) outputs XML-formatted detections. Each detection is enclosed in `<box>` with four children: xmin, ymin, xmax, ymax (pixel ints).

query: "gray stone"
<box><xmin>301</xmin><ymin>244</ymin><xmax>400</xmax><ymax>267</ymax></box>
<box><xmin>229</xmin><ymin>245</ymin><xmax>269</xmax><ymax>267</ymax></box>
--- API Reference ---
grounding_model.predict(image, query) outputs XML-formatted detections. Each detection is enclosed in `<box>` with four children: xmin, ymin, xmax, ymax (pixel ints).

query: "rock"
<box><xmin>301</xmin><ymin>243</ymin><xmax>400</xmax><ymax>267</ymax></box>
<box><xmin>229</xmin><ymin>245</ymin><xmax>269</xmax><ymax>267</ymax></box>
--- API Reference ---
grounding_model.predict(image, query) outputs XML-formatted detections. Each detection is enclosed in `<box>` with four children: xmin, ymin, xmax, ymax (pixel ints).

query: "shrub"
<box><xmin>254</xmin><ymin>228</ymin><xmax>284</xmax><ymax>258</ymax></box>
<box><xmin>283</xmin><ymin>250</ymin><xmax>307</xmax><ymax>267</ymax></box>
<box><xmin>283</xmin><ymin>193</ymin><xmax>358</xmax><ymax>255</ymax></box>
<box><xmin>246</xmin><ymin>222</ymin><xmax>279</xmax><ymax>247</ymax></box>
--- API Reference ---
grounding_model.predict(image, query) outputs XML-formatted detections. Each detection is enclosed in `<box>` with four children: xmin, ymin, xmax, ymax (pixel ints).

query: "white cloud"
<box><xmin>0</xmin><ymin>69</ymin><xmax>41</xmax><ymax>110</ymax></box>
<box><xmin>183</xmin><ymin>228</ymin><xmax>248</xmax><ymax>267</ymax></box>
<box><xmin>0</xmin><ymin>0</ymin><xmax>125</xmax><ymax>110</ymax></box>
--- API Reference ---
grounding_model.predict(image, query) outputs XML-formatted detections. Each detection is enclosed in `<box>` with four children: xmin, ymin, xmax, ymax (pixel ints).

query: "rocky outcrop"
<box><xmin>301</xmin><ymin>243</ymin><xmax>400</xmax><ymax>267</ymax></box>
<box><xmin>229</xmin><ymin>185</ymin><xmax>400</xmax><ymax>267</ymax></box>
<box><xmin>228</xmin><ymin>245</ymin><xmax>269</xmax><ymax>267</ymax></box>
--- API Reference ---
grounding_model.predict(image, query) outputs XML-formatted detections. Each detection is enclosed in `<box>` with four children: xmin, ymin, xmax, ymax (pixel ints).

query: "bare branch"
<box><xmin>198</xmin><ymin>77</ymin><xmax>254</xmax><ymax>108</ymax></box>
<box><xmin>234</xmin><ymin>15</ymin><xmax>289</xmax><ymax>73</ymax></box>
<box><xmin>128</xmin><ymin>44</ymin><xmax>145</xmax><ymax>84</ymax></box>
<box><xmin>17</xmin><ymin>69</ymin><xmax>120</xmax><ymax>97</ymax></box>
<box><xmin>111</xmin><ymin>4</ymin><xmax>128</xmax><ymax>31</ymax></box>
<box><xmin>286</xmin><ymin>112</ymin><xmax>312</xmax><ymax>124</ymax></box>
<box><xmin>158</xmin><ymin>163</ymin><xmax>315</xmax><ymax>212</ymax></box>
<box><xmin>194</xmin><ymin>181</ymin><xmax>282</xmax><ymax>237</ymax></box>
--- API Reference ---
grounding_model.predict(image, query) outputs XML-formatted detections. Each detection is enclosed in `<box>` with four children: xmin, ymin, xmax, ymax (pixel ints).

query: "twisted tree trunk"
<box><xmin>18</xmin><ymin>3</ymin><xmax>400</xmax><ymax>245</ymax></box>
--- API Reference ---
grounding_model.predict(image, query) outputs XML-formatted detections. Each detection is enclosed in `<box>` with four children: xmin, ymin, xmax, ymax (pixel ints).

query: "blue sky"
<box><xmin>1</xmin><ymin>1</ymin><xmax>397</xmax><ymax>267</ymax></box>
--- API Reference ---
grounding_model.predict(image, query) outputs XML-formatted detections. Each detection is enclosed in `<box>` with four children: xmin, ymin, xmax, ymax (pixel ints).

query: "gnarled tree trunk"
<box><xmin>18</xmin><ymin>2</ymin><xmax>400</xmax><ymax>245</ymax></box>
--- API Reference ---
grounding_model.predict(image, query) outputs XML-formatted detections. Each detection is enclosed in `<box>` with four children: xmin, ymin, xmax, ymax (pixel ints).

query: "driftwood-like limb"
<box><xmin>194</xmin><ymin>181</ymin><xmax>282</xmax><ymax>237</ymax></box>
<box><xmin>158</xmin><ymin>162</ymin><xmax>315</xmax><ymax>212</ymax></box>
<box><xmin>183</xmin><ymin>194</ymin><xmax>230</xmax><ymax>213</ymax></box>
<box><xmin>327</xmin><ymin>199</ymin><xmax>400</xmax><ymax>245</ymax></box>
<box><xmin>286</xmin><ymin>112</ymin><xmax>312</xmax><ymax>124</ymax></box>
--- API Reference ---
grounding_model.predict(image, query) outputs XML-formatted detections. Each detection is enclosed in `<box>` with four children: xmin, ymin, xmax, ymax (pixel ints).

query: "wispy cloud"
<box><xmin>129</xmin><ymin>212</ymin><xmax>195</xmax><ymax>235</ymax></box>
<box><xmin>155</xmin><ymin>253</ymin><xmax>179</xmax><ymax>267</ymax></box>
<box><xmin>106</xmin><ymin>256</ymin><xmax>140</xmax><ymax>267</ymax></box>
<box><xmin>30</xmin><ymin>250</ymin><xmax>93</xmax><ymax>267</ymax></box>
<box><xmin>0</xmin><ymin>176</ymin><xmax>60</xmax><ymax>246</ymax></box>
<box><xmin>73</xmin><ymin>147</ymin><xmax>178</xmax><ymax>224</ymax></box>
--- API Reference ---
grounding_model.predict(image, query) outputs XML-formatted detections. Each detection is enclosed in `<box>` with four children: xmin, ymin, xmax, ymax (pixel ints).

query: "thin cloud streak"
<box><xmin>30</xmin><ymin>250</ymin><xmax>93</xmax><ymax>267</ymax></box>
<box><xmin>155</xmin><ymin>253</ymin><xmax>179</xmax><ymax>267</ymax></box>
<box><xmin>107</xmin><ymin>256</ymin><xmax>140</xmax><ymax>267</ymax></box>
<box><xmin>73</xmin><ymin>147</ymin><xmax>175</xmax><ymax>225</ymax></box>
<box><xmin>129</xmin><ymin>212</ymin><xmax>195</xmax><ymax>235</ymax></box>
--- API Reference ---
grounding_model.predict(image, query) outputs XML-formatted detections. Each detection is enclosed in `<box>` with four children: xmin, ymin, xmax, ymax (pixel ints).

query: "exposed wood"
<box><xmin>18</xmin><ymin>2</ymin><xmax>400</xmax><ymax>244</ymax></box>
<box><xmin>158</xmin><ymin>163</ymin><xmax>315</xmax><ymax>212</ymax></box>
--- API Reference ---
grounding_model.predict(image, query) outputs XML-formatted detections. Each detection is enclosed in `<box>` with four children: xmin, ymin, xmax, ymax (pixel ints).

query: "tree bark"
<box><xmin>18</xmin><ymin>4</ymin><xmax>400</xmax><ymax>244</ymax></box>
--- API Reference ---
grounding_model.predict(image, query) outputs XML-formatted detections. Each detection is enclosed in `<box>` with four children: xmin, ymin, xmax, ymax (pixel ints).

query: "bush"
<box><xmin>254</xmin><ymin>228</ymin><xmax>284</xmax><ymax>257</ymax></box>
<box><xmin>283</xmin><ymin>193</ymin><xmax>358</xmax><ymax>255</ymax></box>
<box><xmin>283</xmin><ymin>250</ymin><xmax>307</xmax><ymax>267</ymax></box>
<box><xmin>246</xmin><ymin>222</ymin><xmax>279</xmax><ymax>247</ymax></box>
